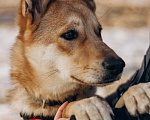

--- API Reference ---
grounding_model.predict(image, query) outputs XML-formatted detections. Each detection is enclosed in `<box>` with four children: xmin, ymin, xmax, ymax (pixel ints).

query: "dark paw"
<box><xmin>70</xmin><ymin>115</ymin><xmax>76</xmax><ymax>120</ymax></box>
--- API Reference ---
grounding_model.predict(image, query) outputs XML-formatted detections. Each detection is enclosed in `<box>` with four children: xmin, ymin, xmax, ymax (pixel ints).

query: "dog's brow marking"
<box><xmin>68</xmin><ymin>16</ymin><xmax>82</xmax><ymax>25</ymax></box>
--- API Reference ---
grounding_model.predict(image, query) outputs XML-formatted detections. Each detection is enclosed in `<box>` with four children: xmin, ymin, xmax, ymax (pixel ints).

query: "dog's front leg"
<box><xmin>62</xmin><ymin>96</ymin><xmax>114</xmax><ymax>120</ymax></box>
<box><xmin>116</xmin><ymin>82</ymin><xmax>150</xmax><ymax>116</ymax></box>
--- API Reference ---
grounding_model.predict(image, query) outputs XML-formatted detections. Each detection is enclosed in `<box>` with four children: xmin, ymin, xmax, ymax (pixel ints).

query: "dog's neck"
<box><xmin>21</xmin><ymin>86</ymin><xmax>78</xmax><ymax>120</ymax></box>
<box><xmin>20</xmin><ymin>92</ymin><xmax>78</xmax><ymax>120</ymax></box>
<box><xmin>9</xmin><ymin>84</ymin><xmax>90</xmax><ymax>119</ymax></box>
<box><xmin>25</xmin><ymin>87</ymin><xmax>78</xmax><ymax>109</ymax></box>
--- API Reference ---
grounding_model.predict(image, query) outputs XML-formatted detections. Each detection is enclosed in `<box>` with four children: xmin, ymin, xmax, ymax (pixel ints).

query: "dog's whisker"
<box><xmin>36</xmin><ymin>71</ymin><xmax>59</xmax><ymax>88</ymax></box>
<box><xmin>40</xmin><ymin>53</ymin><xmax>45</xmax><ymax>68</ymax></box>
<box><xmin>68</xmin><ymin>66</ymin><xmax>83</xmax><ymax>70</ymax></box>
<box><xmin>72</xmin><ymin>71</ymin><xmax>88</xmax><ymax>78</ymax></box>
<box><xmin>35</xmin><ymin>70</ymin><xmax>59</xmax><ymax>89</ymax></box>
<box><xmin>41</xmin><ymin>69</ymin><xmax>59</xmax><ymax>75</ymax></box>
<box><xmin>44</xmin><ymin>70</ymin><xmax>59</xmax><ymax>80</ymax></box>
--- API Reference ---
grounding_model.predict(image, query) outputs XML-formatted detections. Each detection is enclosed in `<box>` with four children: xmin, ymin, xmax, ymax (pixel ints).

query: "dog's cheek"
<box><xmin>46</xmin><ymin>44</ymin><xmax>76</xmax><ymax>79</ymax></box>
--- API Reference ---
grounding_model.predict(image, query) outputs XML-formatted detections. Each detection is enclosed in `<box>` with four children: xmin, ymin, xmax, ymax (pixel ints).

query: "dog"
<box><xmin>9</xmin><ymin>0</ymin><xmax>150</xmax><ymax>120</ymax></box>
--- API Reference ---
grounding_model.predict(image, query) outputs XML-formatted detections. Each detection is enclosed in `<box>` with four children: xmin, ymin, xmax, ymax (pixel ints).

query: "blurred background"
<box><xmin>0</xmin><ymin>0</ymin><xmax>150</xmax><ymax>119</ymax></box>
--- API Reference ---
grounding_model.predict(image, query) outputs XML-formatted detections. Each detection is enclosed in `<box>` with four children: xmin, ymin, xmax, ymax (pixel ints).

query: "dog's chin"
<box><xmin>102</xmin><ymin>73</ymin><xmax>122</xmax><ymax>84</ymax></box>
<box><xmin>71</xmin><ymin>74</ymin><xmax>122</xmax><ymax>87</ymax></box>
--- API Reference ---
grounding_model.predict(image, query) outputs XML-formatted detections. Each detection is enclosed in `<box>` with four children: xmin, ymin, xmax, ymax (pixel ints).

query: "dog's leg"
<box><xmin>116</xmin><ymin>82</ymin><xmax>150</xmax><ymax>116</ymax></box>
<box><xmin>63</xmin><ymin>96</ymin><xmax>114</xmax><ymax>120</ymax></box>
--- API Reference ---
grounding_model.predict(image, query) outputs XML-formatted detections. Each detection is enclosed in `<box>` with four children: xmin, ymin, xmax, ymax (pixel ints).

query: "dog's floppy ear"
<box><xmin>83</xmin><ymin>0</ymin><xmax>96</xmax><ymax>12</ymax></box>
<box><xmin>21</xmin><ymin>0</ymin><xmax>54</xmax><ymax>23</ymax></box>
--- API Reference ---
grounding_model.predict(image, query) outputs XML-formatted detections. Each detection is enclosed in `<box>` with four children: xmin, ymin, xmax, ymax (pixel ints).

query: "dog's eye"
<box><xmin>61</xmin><ymin>30</ymin><xmax>78</xmax><ymax>41</ymax></box>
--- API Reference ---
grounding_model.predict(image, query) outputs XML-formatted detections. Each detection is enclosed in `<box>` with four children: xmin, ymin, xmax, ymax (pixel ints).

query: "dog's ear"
<box><xmin>83</xmin><ymin>0</ymin><xmax>96</xmax><ymax>12</ymax></box>
<box><xmin>21</xmin><ymin>0</ymin><xmax>54</xmax><ymax>23</ymax></box>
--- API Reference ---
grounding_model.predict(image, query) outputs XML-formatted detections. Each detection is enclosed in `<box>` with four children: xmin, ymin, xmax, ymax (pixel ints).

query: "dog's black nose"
<box><xmin>102</xmin><ymin>57</ymin><xmax>125</xmax><ymax>75</ymax></box>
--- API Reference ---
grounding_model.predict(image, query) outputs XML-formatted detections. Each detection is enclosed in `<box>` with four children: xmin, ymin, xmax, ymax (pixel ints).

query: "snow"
<box><xmin>0</xmin><ymin>25</ymin><xmax>18</xmax><ymax>82</ymax></box>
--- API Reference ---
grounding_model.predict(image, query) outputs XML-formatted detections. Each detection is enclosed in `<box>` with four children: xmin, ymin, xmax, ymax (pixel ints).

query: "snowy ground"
<box><xmin>0</xmin><ymin>25</ymin><xmax>18</xmax><ymax>103</ymax></box>
<box><xmin>0</xmin><ymin>23</ymin><xmax>149</xmax><ymax>119</ymax></box>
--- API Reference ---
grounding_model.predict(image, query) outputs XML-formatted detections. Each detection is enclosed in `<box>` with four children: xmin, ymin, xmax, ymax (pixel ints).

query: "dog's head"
<box><xmin>13</xmin><ymin>0</ymin><xmax>125</xmax><ymax>97</ymax></box>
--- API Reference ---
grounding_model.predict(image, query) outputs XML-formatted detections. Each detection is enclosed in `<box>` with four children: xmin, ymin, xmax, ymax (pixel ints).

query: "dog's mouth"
<box><xmin>71</xmin><ymin>75</ymin><xmax>120</xmax><ymax>87</ymax></box>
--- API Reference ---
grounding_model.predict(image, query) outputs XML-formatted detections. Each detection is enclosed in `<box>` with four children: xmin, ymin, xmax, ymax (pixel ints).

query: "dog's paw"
<box><xmin>63</xmin><ymin>96</ymin><xmax>114</xmax><ymax>120</ymax></box>
<box><xmin>116</xmin><ymin>82</ymin><xmax>150</xmax><ymax>116</ymax></box>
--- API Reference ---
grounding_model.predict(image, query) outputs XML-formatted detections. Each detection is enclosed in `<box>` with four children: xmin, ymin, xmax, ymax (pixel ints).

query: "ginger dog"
<box><xmin>9</xmin><ymin>0</ymin><xmax>150</xmax><ymax>120</ymax></box>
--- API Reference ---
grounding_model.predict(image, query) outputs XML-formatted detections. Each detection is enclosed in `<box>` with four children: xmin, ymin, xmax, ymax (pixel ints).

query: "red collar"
<box><xmin>20</xmin><ymin>112</ymin><xmax>54</xmax><ymax>120</ymax></box>
<box><xmin>30</xmin><ymin>118</ymin><xmax>43</xmax><ymax>120</ymax></box>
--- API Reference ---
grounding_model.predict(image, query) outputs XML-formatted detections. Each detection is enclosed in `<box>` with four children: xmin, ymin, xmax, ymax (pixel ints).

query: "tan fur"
<box><xmin>9</xmin><ymin>0</ymin><xmax>124</xmax><ymax>119</ymax></box>
<box><xmin>116</xmin><ymin>83</ymin><xmax>150</xmax><ymax>116</ymax></box>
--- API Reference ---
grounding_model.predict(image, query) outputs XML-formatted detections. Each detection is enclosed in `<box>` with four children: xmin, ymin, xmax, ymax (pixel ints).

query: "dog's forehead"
<box><xmin>56</xmin><ymin>1</ymin><xmax>99</xmax><ymax>27</ymax></box>
<box><xmin>67</xmin><ymin>14</ymin><xmax>99</xmax><ymax>28</ymax></box>
<box><xmin>38</xmin><ymin>0</ymin><xmax>100</xmax><ymax>41</ymax></box>
<box><xmin>67</xmin><ymin>12</ymin><xmax>100</xmax><ymax>33</ymax></box>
